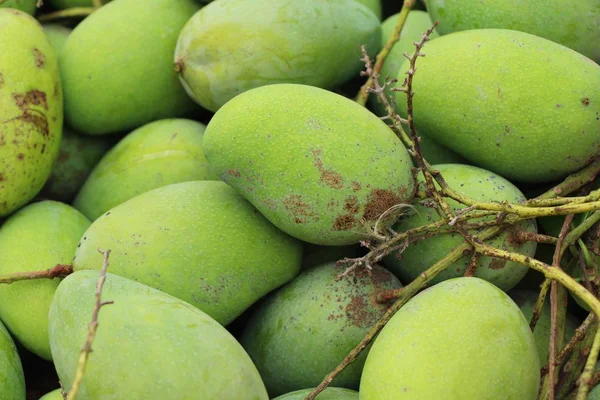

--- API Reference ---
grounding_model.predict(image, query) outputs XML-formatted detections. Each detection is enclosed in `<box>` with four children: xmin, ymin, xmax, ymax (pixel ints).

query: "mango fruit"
<box><xmin>42</xmin><ymin>24</ymin><xmax>71</xmax><ymax>56</ymax></box>
<box><xmin>240</xmin><ymin>262</ymin><xmax>402</xmax><ymax>396</ymax></box>
<box><xmin>0</xmin><ymin>9</ymin><xmax>63</xmax><ymax>216</ymax></box>
<box><xmin>273</xmin><ymin>388</ymin><xmax>358</xmax><ymax>400</ymax></box>
<box><xmin>0</xmin><ymin>0</ymin><xmax>36</xmax><ymax>14</ymax></box>
<box><xmin>426</xmin><ymin>0</ymin><xmax>600</xmax><ymax>62</ymax></box>
<box><xmin>174</xmin><ymin>0</ymin><xmax>381</xmax><ymax>111</ymax></box>
<box><xmin>355</xmin><ymin>0</ymin><xmax>381</xmax><ymax>19</ymax></box>
<box><xmin>73</xmin><ymin>118</ymin><xmax>216</xmax><ymax>221</ymax></box>
<box><xmin>203</xmin><ymin>84</ymin><xmax>415</xmax><ymax>245</ymax></box>
<box><xmin>383</xmin><ymin>164</ymin><xmax>537</xmax><ymax>291</ymax></box>
<box><xmin>395</xmin><ymin>29</ymin><xmax>600</xmax><ymax>183</ymax></box>
<box><xmin>49</xmin><ymin>270</ymin><xmax>269</xmax><ymax>399</ymax></box>
<box><xmin>0</xmin><ymin>319</ymin><xmax>25</xmax><ymax>400</ymax></box>
<box><xmin>0</xmin><ymin>201</ymin><xmax>90</xmax><ymax>360</ymax></box>
<box><xmin>73</xmin><ymin>180</ymin><xmax>302</xmax><ymax>325</ymax></box>
<box><xmin>360</xmin><ymin>277</ymin><xmax>540</xmax><ymax>399</ymax></box>
<box><xmin>60</xmin><ymin>0</ymin><xmax>199</xmax><ymax>135</ymax></box>
<box><xmin>39</xmin><ymin>389</ymin><xmax>61</xmax><ymax>400</ymax></box>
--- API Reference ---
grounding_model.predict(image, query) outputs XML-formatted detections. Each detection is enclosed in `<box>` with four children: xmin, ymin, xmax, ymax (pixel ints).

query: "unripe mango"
<box><xmin>174</xmin><ymin>0</ymin><xmax>381</xmax><ymax>111</ymax></box>
<box><xmin>49</xmin><ymin>270</ymin><xmax>269</xmax><ymax>399</ymax></box>
<box><xmin>60</xmin><ymin>0</ymin><xmax>199</xmax><ymax>135</ymax></box>
<box><xmin>0</xmin><ymin>319</ymin><xmax>25</xmax><ymax>400</ymax></box>
<box><xmin>426</xmin><ymin>0</ymin><xmax>600</xmax><ymax>62</ymax></box>
<box><xmin>395</xmin><ymin>29</ymin><xmax>600</xmax><ymax>183</ymax></box>
<box><xmin>203</xmin><ymin>84</ymin><xmax>415</xmax><ymax>245</ymax></box>
<box><xmin>273</xmin><ymin>388</ymin><xmax>358</xmax><ymax>400</ymax></box>
<box><xmin>73</xmin><ymin>181</ymin><xmax>302</xmax><ymax>325</ymax></box>
<box><xmin>42</xmin><ymin>24</ymin><xmax>71</xmax><ymax>56</ymax></box>
<box><xmin>0</xmin><ymin>9</ymin><xmax>63</xmax><ymax>216</ymax></box>
<box><xmin>39</xmin><ymin>390</ymin><xmax>61</xmax><ymax>400</ymax></box>
<box><xmin>360</xmin><ymin>277</ymin><xmax>540</xmax><ymax>399</ymax></box>
<box><xmin>73</xmin><ymin>118</ymin><xmax>217</xmax><ymax>221</ymax></box>
<box><xmin>355</xmin><ymin>0</ymin><xmax>381</xmax><ymax>19</ymax></box>
<box><xmin>0</xmin><ymin>0</ymin><xmax>36</xmax><ymax>14</ymax></box>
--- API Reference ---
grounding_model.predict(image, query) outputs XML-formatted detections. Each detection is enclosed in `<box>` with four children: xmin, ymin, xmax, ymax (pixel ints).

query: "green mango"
<box><xmin>360</xmin><ymin>277</ymin><xmax>540</xmax><ymax>399</ymax></box>
<box><xmin>0</xmin><ymin>319</ymin><xmax>25</xmax><ymax>400</ymax></box>
<box><xmin>273</xmin><ymin>388</ymin><xmax>358</xmax><ymax>400</ymax></box>
<box><xmin>42</xmin><ymin>126</ymin><xmax>112</xmax><ymax>203</ymax></box>
<box><xmin>48</xmin><ymin>0</ymin><xmax>111</xmax><ymax>8</ymax></box>
<box><xmin>0</xmin><ymin>201</ymin><xmax>90</xmax><ymax>360</ymax></box>
<box><xmin>383</xmin><ymin>164</ymin><xmax>537</xmax><ymax>291</ymax></box>
<box><xmin>49</xmin><ymin>270</ymin><xmax>269</xmax><ymax>399</ymax></box>
<box><xmin>39</xmin><ymin>389</ymin><xmax>61</xmax><ymax>400</ymax></box>
<box><xmin>241</xmin><ymin>262</ymin><xmax>402</xmax><ymax>396</ymax></box>
<box><xmin>174</xmin><ymin>0</ymin><xmax>381</xmax><ymax>112</ymax></box>
<box><xmin>355</xmin><ymin>0</ymin><xmax>381</xmax><ymax>19</ymax></box>
<box><xmin>73</xmin><ymin>180</ymin><xmax>302</xmax><ymax>325</ymax></box>
<box><xmin>72</xmin><ymin>118</ymin><xmax>217</xmax><ymax>221</ymax></box>
<box><xmin>0</xmin><ymin>0</ymin><xmax>36</xmax><ymax>14</ymax></box>
<box><xmin>60</xmin><ymin>0</ymin><xmax>199</xmax><ymax>135</ymax></box>
<box><xmin>42</xmin><ymin>24</ymin><xmax>71</xmax><ymax>56</ymax></box>
<box><xmin>426</xmin><ymin>0</ymin><xmax>600</xmax><ymax>62</ymax></box>
<box><xmin>0</xmin><ymin>9</ymin><xmax>63</xmax><ymax>217</ymax></box>
<box><xmin>203</xmin><ymin>84</ymin><xmax>415</xmax><ymax>245</ymax></box>
<box><xmin>395</xmin><ymin>29</ymin><xmax>600</xmax><ymax>183</ymax></box>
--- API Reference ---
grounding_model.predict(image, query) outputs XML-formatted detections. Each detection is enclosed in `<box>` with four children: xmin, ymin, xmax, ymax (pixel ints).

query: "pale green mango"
<box><xmin>0</xmin><ymin>319</ymin><xmax>25</xmax><ymax>400</ymax></box>
<box><xmin>355</xmin><ymin>0</ymin><xmax>381</xmax><ymax>19</ymax></box>
<box><xmin>203</xmin><ymin>84</ymin><xmax>415</xmax><ymax>245</ymax></box>
<box><xmin>241</xmin><ymin>263</ymin><xmax>402</xmax><ymax>396</ymax></box>
<box><xmin>48</xmin><ymin>0</ymin><xmax>111</xmax><ymax>8</ymax></box>
<box><xmin>174</xmin><ymin>0</ymin><xmax>381</xmax><ymax>112</ymax></box>
<box><xmin>60</xmin><ymin>0</ymin><xmax>199</xmax><ymax>135</ymax></box>
<box><xmin>42</xmin><ymin>24</ymin><xmax>71</xmax><ymax>56</ymax></box>
<box><xmin>426</xmin><ymin>0</ymin><xmax>600</xmax><ymax>62</ymax></box>
<box><xmin>360</xmin><ymin>277</ymin><xmax>540</xmax><ymax>399</ymax></box>
<box><xmin>49</xmin><ymin>270</ymin><xmax>269</xmax><ymax>399</ymax></box>
<box><xmin>383</xmin><ymin>164</ymin><xmax>537</xmax><ymax>291</ymax></box>
<box><xmin>39</xmin><ymin>389</ymin><xmax>61</xmax><ymax>400</ymax></box>
<box><xmin>273</xmin><ymin>388</ymin><xmax>358</xmax><ymax>400</ymax></box>
<box><xmin>72</xmin><ymin>118</ymin><xmax>217</xmax><ymax>221</ymax></box>
<box><xmin>0</xmin><ymin>10</ymin><xmax>63</xmax><ymax>216</ymax></box>
<box><xmin>73</xmin><ymin>181</ymin><xmax>302</xmax><ymax>325</ymax></box>
<box><xmin>0</xmin><ymin>0</ymin><xmax>36</xmax><ymax>14</ymax></box>
<box><xmin>0</xmin><ymin>201</ymin><xmax>90</xmax><ymax>360</ymax></box>
<box><xmin>395</xmin><ymin>29</ymin><xmax>600</xmax><ymax>183</ymax></box>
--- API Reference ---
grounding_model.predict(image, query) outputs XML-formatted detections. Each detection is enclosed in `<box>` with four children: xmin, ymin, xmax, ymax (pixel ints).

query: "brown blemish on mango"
<box><xmin>489</xmin><ymin>259</ymin><xmax>507</xmax><ymax>270</ymax></box>
<box><xmin>311</xmin><ymin>149</ymin><xmax>343</xmax><ymax>189</ymax></box>
<box><xmin>32</xmin><ymin>48</ymin><xmax>45</xmax><ymax>68</ymax></box>
<box><xmin>332</xmin><ymin>214</ymin><xmax>356</xmax><ymax>231</ymax></box>
<box><xmin>363</xmin><ymin>189</ymin><xmax>403</xmax><ymax>220</ymax></box>
<box><xmin>283</xmin><ymin>194</ymin><xmax>319</xmax><ymax>224</ymax></box>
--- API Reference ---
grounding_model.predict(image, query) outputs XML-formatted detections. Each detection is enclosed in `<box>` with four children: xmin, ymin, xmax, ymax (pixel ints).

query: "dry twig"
<box><xmin>0</xmin><ymin>264</ymin><xmax>72</xmax><ymax>284</ymax></box>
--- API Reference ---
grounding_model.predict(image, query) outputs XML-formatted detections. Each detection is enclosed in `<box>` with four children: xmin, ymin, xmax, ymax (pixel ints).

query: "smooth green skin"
<box><xmin>73</xmin><ymin>181</ymin><xmax>302</xmax><ymax>325</ymax></box>
<box><xmin>383</xmin><ymin>164</ymin><xmax>537</xmax><ymax>291</ymax></box>
<box><xmin>395</xmin><ymin>29</ymin><xmax>600</xmax><ymax>183</ymax></box>
<box><xmin>425</xmin><ymin>0</ymin><xmax>600</xmax><ymax>62</ymax></box>
<box><xmin>42</xmin><ymin>24</ymin><xmax>71</xmax><ymax>56</ymax></box>
<box><xmin>48</xmin><ymin>0</ymin><xmax>111</xmax><ymax>8</ymax></box>
<box><xmin>241</xmin><ymin>262</ymin><xmax>402</xmax><ymax>396</ymax></box>
<box><xmin>203</xmin><ymin>84</ymin><xmax>415</xmax><ymax>245</ymax></box>
<box><xmin>73</xmin><ymin>118</ymin><xmax>216</xmax><ymax>221</ymax></box>
<box><xmin>0</xmin><ymin>201</ymin><xmax>90</xmax><ymax>360</ymax></box>
<box><xmin>355</xmin><ymin>0</ymin><xmax>381</xmax><ymax>19</ymax></box>
<box><xmin>39</xmin><ymin>389</ymin><xmax>61</xmax><ymax>400</ymax></box>
<box><xmin>175</xmin><ymin>0</ymin><xmax>382</xmax><ymax>112</ymax></box>
<box><xmin>274</xmin><ymin>388</ymin><xmax>358</xmax><ymax>400</ymax></box>
<box><xmin>0</xmin><ymin>10</ymin><xmax>63</xmax><ymax>216</ymax></box>
<box><xmin>509</xmin><ymin>289</ymin><xmax>579</xmax><ymax>365</ymax></box>
<box><xmin>60</xmin><ymin>0</ymin><xmax>199</xmax><ymax>135</ymax></box>
<box><xmin>0</xmin><ymin>320</ymin><xmax>25</xmax><ymax>400</ymax></box>
<box><xmin>0</xmin><ymin>0</ymin><xmax>36</xmax><ymax>14</ymax></box>
<box><xmin>42</xmin><ymin>126</ymin><xmax>112</xmax><ymax>202</ymax></box>
<box><xmin>49</xmin><ymin>271</ymin><xmax>269</xmax><ymax>399</ymax></box>
<box><xmin>360</xmin><ymin>277</ymin><xmax>540</xmax><ymax>399</ymax></box>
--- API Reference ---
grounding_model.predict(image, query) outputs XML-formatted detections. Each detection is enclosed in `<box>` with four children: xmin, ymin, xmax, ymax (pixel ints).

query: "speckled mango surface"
<box><xmin>396</xmin><ymin>29</ymin><xmax>600</xmax><ymax>183</ymax></box>
<box><xmin>360</xmin><ymin>277</ymin><xmax>540</xmax><ymax>399</ymax></box>
<box><xmin>0</xmin><ymin>9</ymin><xmax>62</xmax><ymax>216</ymax></box>
<box><xmin>203</xmin><ymin>84</ymin><xmax>415</xmax><ymax>245</ymax></box>
<box><xmin>174</xmin><ymin>0</ymin><xmax>381</xmax><ymax>112</ymax></box>
<box><xmin>273</xmin><ymin>387</ymin><xmax>358</xmax><ymax>400</ymax></box>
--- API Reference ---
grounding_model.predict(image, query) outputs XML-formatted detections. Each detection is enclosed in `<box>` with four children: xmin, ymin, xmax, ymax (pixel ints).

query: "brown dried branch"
<box><xmin>463</xmin><ymin>252</ymin><xmax>479</xmax><ymax>277</ymax></box>
<box><xmin>0</xmin><ymin>264</ymin><xmax>72</xmax><ymax>284</ymax></box>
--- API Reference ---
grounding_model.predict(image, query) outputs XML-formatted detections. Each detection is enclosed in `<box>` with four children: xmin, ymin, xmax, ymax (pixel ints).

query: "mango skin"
<box><xmin>49</xmin><ymin>270</ymin><xmax>269</xmax><ymax>399</ymax></box>
<box><xmin>241</xmin><ymin>263</ymin><xmax>402</xmax><ymax>396</ymax></box>
<box><xmin>39</xmin><ymin>390</ymin><xmax>61</xmax><ymax>400</ymax></box>
<box><xmin>395</xmin><ymin>29</ymin><xmax>600</xmax><ymax>183</ymax></box>
<box><xmin>203</xmin><ymin>84</ymin><xmax>415</xmax><ymax>245</ymax></box>
<box><xmin>0</xmin><ymin>10</ymin><xmax>63</xmax><ymax>216</ymax></box>
<box><xmin>426</xmin><ymin>0</ymin><xmax>600</xmax><ymax>62</ymax></box>
<box><xmin>0</xmin><ymin>0</ymin><xmax>36</xmax><ymax>14</ymax></box>
<box><xmin>0</xmin><ymin>201</ymin><xmax>90</xmax><ymax>360</ymax></box>
<box><xmin>383</xmin><ymin>164</ymin><xmax>537</xmax><ymax>291</ymax></box>
<box><xmin>360</xmin><ymin>277</ymin><xmax>540</xmax><ymax>400</ymax></box>
<box><xmin>175</xmin><ymin>0</ymin><xmax>381</xmax><ymax>112</ymax></box>
<box><xmin>73</xmin><ymin>181</ymin><xmax>302</xmax><ymax>326</ymax></box>
<box><xmin>356</xmin><ymin>0</ymin><xmax>381</xmax><ymax>19</ymax></box>
<box><xmin>42</xmin><ymin>24</ymin><xmax>71</xmax><ymax>56</ymax></box>
<box><xmin>72</xmin><ymin>118</ymin><xmax>217</xmax><ymax>221</ymax></box>
<box><xmin>59</xmin><ymin>0</ymin><xmax>199</xmax><ymax>135</ymax></box>
<box><xmin>0</xmin><ymin>319</ymin><xmax>25</xmax><ymax>400</ymax></box>
<box><xmin>274</xmin><ymin>388</ymin><xmax>358</xmax><ymax>400</ymax></box>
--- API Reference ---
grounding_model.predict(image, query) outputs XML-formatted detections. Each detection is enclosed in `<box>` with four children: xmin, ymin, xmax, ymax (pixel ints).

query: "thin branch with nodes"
<box><xmin>0</xmin><ymin>264</ymin><xmax>72</xmax><ymax>284</ymax></box>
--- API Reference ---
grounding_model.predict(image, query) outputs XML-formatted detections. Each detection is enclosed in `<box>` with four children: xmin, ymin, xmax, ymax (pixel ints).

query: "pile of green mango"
<box><xmin>0</xmin><ymin>0</ymin><xmax>598</xmax><ymax>398</ymax></box>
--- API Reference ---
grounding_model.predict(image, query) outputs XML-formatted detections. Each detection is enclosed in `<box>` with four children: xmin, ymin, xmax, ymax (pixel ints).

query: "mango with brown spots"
<box><xmin>0</xmin><ymin>9</ymin><xmax>62</xmax><ymax>216</ymax></box>
<box><xmin>203</xmin><ymin>84</ymin><xmax>415</xmax><ymax>245</ymax></box>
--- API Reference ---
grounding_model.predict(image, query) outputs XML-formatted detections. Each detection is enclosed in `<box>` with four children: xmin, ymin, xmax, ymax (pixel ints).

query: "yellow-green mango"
<box><xmin>395</xmin><ymin>29</ymin><xmax>600</xmax><ymax>183</ymax></box>
<box><xmin>273</xmin><ymin>388</ymin><xmax>358</xmax><ymax>400</ymax></box>
<box><xmin>59</xmin><ymin>0</ymin><xmax>199</xmax><ymax>135</ymax></box>
<box><xmin>360</xmin><ymin>277</ymin><xmax>540</xmax><ymax>399</ymax></box>
<box><xmin>72</xmin><ymin>118</ymin><xmax>216</xmax><ymax>221</ymax></box>
<box><xmin>174</xmin><ymin>0</ymin><xmax>381</xmax><ymax>112</ymax></box>
<box><xmin>73</xmin><ymin>181</ymin><xmax>302</xmax><ymax>325</ymax></box>
<box><xmin>241</xmin><ymin>263</ymin><xmax>402</xmax><ymax>396</ymax></box>
<box><xmin>203</xmin><ymin>84</ymin><xmax>415</xmax><ymax>245</ymax></box>
<box><xmin>42</xmin><ymin>24</ymin><xmax>71</xmax><ymax>56</ymax></box>
<box><xmin>426</xmin><ymin>0</ymin><xmax>600</xmax><ymax>62</ymax></box>
<box><xmin>383</xmin><ymin>164</ymin><xmax>537</xmax><ymax>291</ymax></box>
<box><xmin>0</xmin><ymin>319</ymin><xmax>25</xmax><ymax>400</ymax></box>
<box><xmin>0</xmin><ymin>9</ymin><xmax>63</xmax><ymax>216</ymax></box>
<box><xmin>0</xmin><ymin>201</ymin><xmax>90</xmax><ymax>360</ymax></box>
<box><xmin>0</xmin><ymin>0</ymin><xmax>36</xmax><ymax>14</ymax></box>
<box><xmin>39</xmin><ymin>389</ymin><xmax>61</xmax><ymax>400</ymax></box>
<box><xmin>49</xmin><ymin>270</ymin><xmax>269</xmax><ymax>399</ymax></box>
